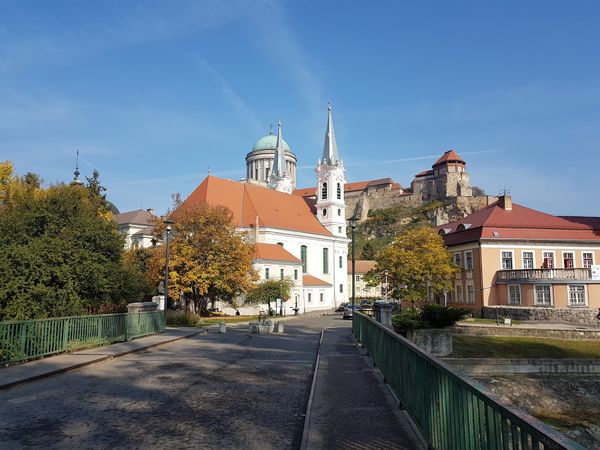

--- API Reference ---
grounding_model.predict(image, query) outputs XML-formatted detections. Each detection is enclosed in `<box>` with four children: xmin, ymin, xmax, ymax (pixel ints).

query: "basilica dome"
<box><xmin>251</xmin><ymin>134</ymin><xmax>293</xmax><ymax>153</ymax></box>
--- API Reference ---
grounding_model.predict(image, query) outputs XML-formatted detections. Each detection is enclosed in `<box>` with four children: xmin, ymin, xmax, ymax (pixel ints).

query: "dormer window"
<box><xmin>456</xmin><ymin>223</ymin><xmax>472</xmax><ymax>231</ymax></box>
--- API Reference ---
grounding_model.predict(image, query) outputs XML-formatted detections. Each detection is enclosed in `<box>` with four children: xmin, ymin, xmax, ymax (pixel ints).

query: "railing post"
<box><xmin>20</xmin><ymin>322</ymin><xmax>27</xmax><ymax>358</ymax></box>
<box><xmin>62</xmin><ymin>318</ymin><xmax>70</xmax><ymax>352</ymax></box>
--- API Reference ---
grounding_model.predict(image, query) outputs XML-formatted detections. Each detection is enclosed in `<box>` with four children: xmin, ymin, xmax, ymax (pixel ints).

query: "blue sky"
<box><xmin>2</xmin><ymin>0</ymin><xmax>599</xmax><ymax>216</ymax></box>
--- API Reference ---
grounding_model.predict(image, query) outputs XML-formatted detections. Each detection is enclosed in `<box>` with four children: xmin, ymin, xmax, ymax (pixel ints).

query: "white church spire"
<box><xmin>267</xmin><ymin>119</ymin><xmax>293</xmax><ymax>194</ymax></box>
<box><xmin>272</xmin><ymin>119</ymin><xmax>286</xmax><ymax>178</ymax></box>
<box><xmin>321</xmin><ymin>102</ymin><xmax>340</xmax><ymax>165</ymax></box>
<box><xmin>316</xmin><ymin>103</ymin><xmax>346</xmax><ymax>237</ymax></box>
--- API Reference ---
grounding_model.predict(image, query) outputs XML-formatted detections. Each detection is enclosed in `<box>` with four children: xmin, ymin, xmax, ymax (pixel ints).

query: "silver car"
<box><xmin>342</xmin><ymin>305</ymin><xmax>361</xmax><ymax>320</ymax></box>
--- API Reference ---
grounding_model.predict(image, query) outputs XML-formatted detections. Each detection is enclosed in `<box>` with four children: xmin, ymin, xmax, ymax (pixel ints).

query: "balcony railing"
<box><xmin>497</xmin><ymin>268</ymin><xmax>592</xmax><ymax>282</ymax></box>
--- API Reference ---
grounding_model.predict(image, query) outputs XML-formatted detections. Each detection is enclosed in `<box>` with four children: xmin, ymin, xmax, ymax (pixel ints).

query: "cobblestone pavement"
<box><xmin>0</xmin><ymin>316</ymin><xmax>336</xmax><ymax>450</ymax></box>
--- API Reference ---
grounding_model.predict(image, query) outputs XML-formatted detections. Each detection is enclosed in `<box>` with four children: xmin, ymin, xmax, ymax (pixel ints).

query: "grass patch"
<box><xmin>530</xmin><ymin>409</ymin><xmax>586</xmax><ymax>430</ymax></box>
<box><xmin>452</xmin><ymin>335</ymin><xmax>600</xmax><ymax>358</ymax></box>
<box><xmin>199</xmin><ymin>315</ymin><xmax>258</xmax><ymax>324</ymax></box>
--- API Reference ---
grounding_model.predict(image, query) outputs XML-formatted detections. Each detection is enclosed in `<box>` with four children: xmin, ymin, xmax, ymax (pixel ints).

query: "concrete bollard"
<box><xmin>373</xmin><ymin>301</ymin><xmax>394</xmax><ymax>328</ymax></box>
<box><xmin>219</xmin><ymin>322</ymin><xmax>226</xmax><ymax>334</ymax></box>
<box><xmin>275</xmin><ymin>322</ymin><xmax>284</xmax><ymax>333</ymax></box>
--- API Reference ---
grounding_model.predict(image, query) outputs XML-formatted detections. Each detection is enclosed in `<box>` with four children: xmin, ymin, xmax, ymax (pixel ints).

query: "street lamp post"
<box><xmin>163</xmin><ymin>219</ymin><xmax>175</xmax><ymax>310</ymax></box>
<box><xmin>384</xmin><ymin>269</ymin><xmax>388</xmax><ymax>301</ymax></box>
<box><xmin>349</xmin><ymin>217</ymin><xmax>357</xmax><ymax>316</ymax></box>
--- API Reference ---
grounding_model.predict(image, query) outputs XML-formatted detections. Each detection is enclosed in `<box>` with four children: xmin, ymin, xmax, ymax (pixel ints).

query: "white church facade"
<box><xmin>179</xmin><ymin>104</ymin><xmax>350</xmax><ymax>314</ymax></box>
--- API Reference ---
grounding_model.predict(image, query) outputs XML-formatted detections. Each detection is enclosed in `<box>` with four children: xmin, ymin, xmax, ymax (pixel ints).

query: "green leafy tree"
<box><xmin>245</xmin><ymin>279</ymin><xmax>294</xmax><ymax>314</ymax></box>
<box><xmin>374</xmin><ymin>226</ymin><xmax>457</xmax><ymax>305</ymax></box>
<box><xmin>150</xmin><ymin>204</ymin><xmax>257</xmax><ymax>316</ymax></box>
<box><xmin>0</xmin><ymin>167</ymin><xmax>151</xmax><ymax>320</ymax></box>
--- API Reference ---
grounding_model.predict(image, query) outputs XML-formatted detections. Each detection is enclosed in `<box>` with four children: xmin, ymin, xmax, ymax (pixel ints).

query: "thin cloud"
<box><xmin>189</xmin><ymin>55</ymin><xmax>264</xmax><ymax>134</ymax></box>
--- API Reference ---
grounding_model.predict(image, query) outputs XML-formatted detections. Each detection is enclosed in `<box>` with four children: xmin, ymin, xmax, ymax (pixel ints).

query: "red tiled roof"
<box><xmin>303</xmin><ymin>274</ymin><xmax>331</xmax><ymax>286</ymax></box>
<box><xmin>179</xmin><ymin>176</ymin><xmax>332</xmax><ymax>236</ymax></box>
<box><xmin>347</xmin><ymin>259</ymin><xmax>376</xmax><ymax>274</ymax></box>
<box><xmin>439</xmin><ymin>200</ymin><xmax>600</xmax><ymax>245</ymax></box>
<box><xmin>415</xmin><ymin>169</ymin><xmax>434</xmax><ymax>177</ymax></box>
<box><xmin>433</xmin><ymin>150</ymin><xmax>465</xmax><ymax>166</ymax></box>
<box><xmin>253</xmin><ymin>243</ymin><xmax>302</xmax><ymax>263</ymax></box>
<box><xmin>293</xmin><ymin>177</ymin><xmax>401</xmax><ymax>197</ymax></box>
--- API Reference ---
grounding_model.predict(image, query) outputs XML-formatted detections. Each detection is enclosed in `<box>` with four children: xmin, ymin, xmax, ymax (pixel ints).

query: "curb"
<box><xmin>300</xmin><ymin>329</ymin><xmax>325</xmax><ymax>450</ymax></box>
<box><xmin>0</xmin><ymin>330</ymin><xmax>205</xmax><ymax>391</ymax></box>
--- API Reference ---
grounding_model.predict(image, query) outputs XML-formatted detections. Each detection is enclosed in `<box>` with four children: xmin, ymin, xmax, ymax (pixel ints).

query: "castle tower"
<box><xmin>315</xmin><ymin>103</ymin><xmax>346</xmax><ymax>237</ymax></box>
<box><xmin>432</xmin><ymin>150</ymin><xmax>472</xmax><ymax>199</ymax></box>
<box><xmin>267</xmin><ymin>120</ymin><xmax>293</xmax><ymax>194</ymax></box>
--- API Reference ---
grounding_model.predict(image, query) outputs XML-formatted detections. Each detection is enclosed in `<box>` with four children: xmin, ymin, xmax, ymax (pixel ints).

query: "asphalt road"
<box><xmin>0</xmin><ymin>316</ymin><xmax>332</xmax><ymax>450</ymax></box>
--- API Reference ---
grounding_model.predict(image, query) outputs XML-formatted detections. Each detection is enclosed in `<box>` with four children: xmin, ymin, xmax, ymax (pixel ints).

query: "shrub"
<box><xmin>165</xmin><ymin>311</ymin><xmax>203</xmax><ymax>327</ymax></box>
<box><xmin>420</xmin><ymin>304</ymin><xmax>471</xmax><ymax>329</ymax></box>
<box><xmin>392</xmin><ymin>304</ymin><xmax>470</xmax><ymax>334</ymax></box>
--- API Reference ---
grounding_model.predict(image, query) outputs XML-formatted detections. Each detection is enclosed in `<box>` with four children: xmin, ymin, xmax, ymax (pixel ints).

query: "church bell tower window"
<box><xmin>337</xmin><ymin>183</ymin><xmax>341</xmax><ymax>199</ymax></box>
<box><xmin>322</xmin><ymin>182</ymin><xmax>328</xmax><ymax>199</ymax></box>
<box><xmin>322</xmin><ymin>209</ymin><xmax>327</xmax><ymax>217</ymax></box>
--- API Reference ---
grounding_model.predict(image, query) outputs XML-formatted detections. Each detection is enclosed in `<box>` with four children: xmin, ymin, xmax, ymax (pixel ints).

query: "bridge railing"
<box><xmin>0</xmin><ymin>311</ymin><xmax>165</xmax><ymax>365</ymax></box>
<box><xmin>352</xmin><ymin>312</ymin><xmax>584</xmax><ymax>450</ymax></box>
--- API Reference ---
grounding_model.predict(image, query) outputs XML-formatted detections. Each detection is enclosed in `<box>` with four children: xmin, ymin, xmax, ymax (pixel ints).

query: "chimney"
<box><xmin>254</xmin><ymin>216</ymin><xmax>260</xmax><ymax>243</ymax></box>
<box><xmin>146</xmin><ymin>208</ymin><xmax>155</xmax><ymax>215</ymax></box>
<box><xmin>498</xmin><ymin>194</ymin><xmax>512</xmax><ymax>211</ymax></box>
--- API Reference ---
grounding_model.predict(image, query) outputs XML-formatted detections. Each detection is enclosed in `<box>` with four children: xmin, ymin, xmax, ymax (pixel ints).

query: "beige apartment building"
<box><xmin>438</xmin><ymin>195</ymin><xmax>600</xmax><ymax>313</ymax></box>
<box><xmin>348</xmin><ymin>260</ymin><xmax>383</xmax><ymax>300</ymax></box>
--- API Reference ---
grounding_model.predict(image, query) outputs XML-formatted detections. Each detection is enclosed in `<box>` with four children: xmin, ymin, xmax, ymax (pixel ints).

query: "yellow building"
<box><xmin>347</xmin><ymin>260</ymin><xmax>383</xmax><ymax>300</ymax></box>
<box><xmin>439</xmin><ymin>195</ymin><xmax>600</xmax><ymax>319</ymax></box>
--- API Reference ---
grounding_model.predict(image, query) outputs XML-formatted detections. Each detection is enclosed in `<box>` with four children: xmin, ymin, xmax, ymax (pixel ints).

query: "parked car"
<box><xmin>336</xmin><ymin>302</ymin><xmax>349</xmax><ymax>312</ymax></box>
<box><xmin>343</xmin><ymin>304</ymin><xmax>362</xmax><ymax>320</ymax></box>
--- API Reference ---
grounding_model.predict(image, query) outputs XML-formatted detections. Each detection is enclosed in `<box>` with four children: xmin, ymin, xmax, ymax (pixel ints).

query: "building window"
<box><xmin>339</xmin><ymin>284</ymin><xmax>343</xmax><ymax>293</ymax></box>
<box><xmin>338</xmin><ymin>226</ymin><xmax>342</xmax><ymax>233</ymax></box>
<box><xmin>294</xmin><ymin>269</ymin><xmax>298</xmax><ymax>280</ymax></box>
<box><xmin>465</xmin><ymin>251</ymin><xmax>473</xmax><ymax>271</ymax></box>
<box><xmin>323</xmin><ymin>248</ymin><xmax>329</xmax><ymax>274</ymax></box>
<box><xmin>542</xmin><ymin>251</ymin><xmax>554</xmax><ymax>269</ymax></box>
<box><xmin>322</xmin><ymin>182</ymin><xmax>328</xmax><ymax>199</ymax></box>
<box><xmin>301</xmin><ymin>245</ymin><xmax>307</xmax><ymax>273</ymax></box>
<box><xmin>308</xmin><ymin>293</ymin><xmax>312</xmax><ymax>303</ymax></box>
<box><xmin>320</xmin><ymin>293</ymin><xmax>324</xmax><ymax>302</ymax></box>
<box><xmin>338</xmin><ymin>208</ymin><xmax>342</xmax><ymax>216</ymax></box>
<box><xmin>508</xmin><ymin>285</ymin><xmax>521</xmax><ymax>305</ymax></box>
<box><xmin>265</xmin><ymin>167</ymin><xmax>270</xmax><ymax>179</ymax></box>
<box><xmin>534</xmin><ymin>285</ymin><xmax>552</xmax><ymax>305</ymax></box>
<box><xmin>466</xmin><ymin>285</ymin><xmax>474</xmax><ymax>304</ymax></box>
<box><xmin>563</xmin><ymin>252</ymin><xmax>574</xmax><ymax>269</ymax></box>
<box><xmin>583</xmin><ymin>252</ymin><xmax>594</xmax><ymax>268</ymax></box>
<box><xmin>280</xmin><ymin>268</ymin><xmax>284</xmax><ymax>280</ymax></box>
<box><xmin>277</xmin><ymin>242</ymin><xmax>284</xmax><ymax>247</ymax></box>
<box><xmin>501</xmin><ymin>251</ymin><xmax>513</xmax><ymax>270</ymax></box>
<box><xmin>322</xmin><ymin>209</ymin><xmax>327</xmax><ymax>217</ymax></box>
<box><xmin>568</xmin><ymin>285</ymin><xmax>586</xmax><ymax>306</ymax></box>
<box><xmin>356</xmin><ymin>275</ymin><xmax>361</xmax><ymax>282</ymax></box>
<box><xmin>254</xmin><ymin>168</ymin><xmax>258</xmax><ymax>180</ymax></box>
<box><xmin>339</xmin><ymin>256</ymin><xmax>343</xmax><ymax>268</ymax></box>
<box><xmin>337</xmin><ymin>183</ymin><xmax>341</xmax><ymax>199</ymax></box>
<box><xmin>455</xmin><ymin>284</ymin><xmax>463</xmax><ymax>303</ymax></box>
<box><xmin>265</xmin><ymin>268</ymin><xmax>270</xmax><ymax>279</ymax></box>
<box><xmin>453</xmin><ymin>253</ymin><xmax>462</xmax><ymax>269</ymax></box>
<box><xmin>522</xmin><ymin>251</ymin><xmax>534</xmax><ymax>269</ymax></box>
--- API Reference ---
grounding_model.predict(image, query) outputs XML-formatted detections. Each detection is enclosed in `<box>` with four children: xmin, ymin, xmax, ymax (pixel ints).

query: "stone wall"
<box><xmin>482</xmin><ymin>306</ymin><xmax>599</xmax><ymax>324</ymax></box>
<box><xmin>453</xmin><ymin>323</ymin><xmax>600</xmax><ymax>340</ymax></box>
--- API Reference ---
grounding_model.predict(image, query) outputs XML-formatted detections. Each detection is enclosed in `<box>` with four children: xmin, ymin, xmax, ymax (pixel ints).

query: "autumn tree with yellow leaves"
<box><xmin>150</xmin><ymin>204</ymin><xmax>257</xmax><ymax>316</ymax></box>
<box><xmin>374</xmin><ymin>226</ymin><xmax>457</xmax><ymax>305</ymax></box>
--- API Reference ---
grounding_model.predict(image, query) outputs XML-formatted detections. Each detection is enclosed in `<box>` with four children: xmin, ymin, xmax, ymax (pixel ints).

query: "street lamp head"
<box><xmin>163</xmin><ymin>218</ymin><xmax>175</xmax><ymax>232</ymax></box>
<box><xmin>348</xmin><ymin>216</ymin><xmax>357</xmax><ymax>229</ymax></box>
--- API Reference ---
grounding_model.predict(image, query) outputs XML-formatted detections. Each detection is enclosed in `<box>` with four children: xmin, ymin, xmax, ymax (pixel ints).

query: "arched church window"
<box><xmin>300</xmin><ymin>245</ymin><xmax>307</xmax><ymax>273</ymax></box>
<box><xmin>337</xmin><ymin>183</ymin><xmax>341</xmax><ymax>199</ymax></box>
<box><xmin>322</xmin><ymin>182</ymin><xmax>328</xmax><ymax>199</ymax></box>
<box><xmin>322</xmin><ymin>209</ymin><xmax>327</xmax><ymax>217</ymax></box>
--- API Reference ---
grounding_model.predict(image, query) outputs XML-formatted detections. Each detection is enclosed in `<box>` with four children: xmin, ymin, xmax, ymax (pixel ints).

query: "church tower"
<box><xmin>267</xmin><ymin>120</ymin><xmax>293</xmax><ymax>194</ymax></box>
<box><xmin>316</xmin><ymin>103</ymin><xmax>346</xmax><ymax>237</ymax></box>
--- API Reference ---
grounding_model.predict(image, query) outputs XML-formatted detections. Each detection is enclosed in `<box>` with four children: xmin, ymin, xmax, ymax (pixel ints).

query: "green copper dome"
<box><xmin>251</xmin><ymin>134</ymin><xmax>292</xmax><ymax>153</ymax></box>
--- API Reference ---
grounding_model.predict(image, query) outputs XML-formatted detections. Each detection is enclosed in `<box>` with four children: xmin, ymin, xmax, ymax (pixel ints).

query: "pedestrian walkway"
<box><xmin>302</xmin><ymin>326</ymin><xmax>425</xmax><ymax>450</ymax></box>
<box><xmin>0</xmin><ymin>327</ymin><xmax>202</xmax><ymax>390</ymax></box>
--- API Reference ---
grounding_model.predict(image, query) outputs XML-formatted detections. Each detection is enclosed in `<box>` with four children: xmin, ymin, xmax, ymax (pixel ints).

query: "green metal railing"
<box><xmin>0</xmin><ymin>311</ymin><xmax>165</xmax><ymax>365</ymax></box>
<box><xmin>352</xmin><ymin>313</ymin><xmax>584</xmax><ymax>450</ymax></box>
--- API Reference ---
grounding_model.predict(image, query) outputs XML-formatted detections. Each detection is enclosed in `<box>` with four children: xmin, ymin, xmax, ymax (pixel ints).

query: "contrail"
<box><xmin>297</xmin><ymin>149</ymin><xmax>499</xmax><ymax>170</ymax></box>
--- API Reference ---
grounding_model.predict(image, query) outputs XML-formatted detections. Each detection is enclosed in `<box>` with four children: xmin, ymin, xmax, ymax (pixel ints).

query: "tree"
<box><xmin>374</xmin><ymin>226</ymin><xmax>457</xmax><ymax>305</ymax></box>
<box><xmin>150</xmin><ymin>204</ymin><xmax>256</xmax><ymax>316</ymax></box>
<box><xmin>245</xmin><ymin>279</ymin><xmax>294</xmax><ymax>314</ymax></box>
<box><xmin>0</xmin><ymin>167</ymin><xmax>152</xmax><ymax>320</ymax></box>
